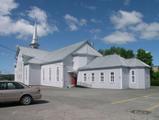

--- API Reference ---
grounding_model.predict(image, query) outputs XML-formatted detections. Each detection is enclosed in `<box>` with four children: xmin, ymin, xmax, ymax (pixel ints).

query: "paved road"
<box><xmin>0</xmin><ymin>87</ymin><xmax>159</xmax><ymax>120</ymax></box>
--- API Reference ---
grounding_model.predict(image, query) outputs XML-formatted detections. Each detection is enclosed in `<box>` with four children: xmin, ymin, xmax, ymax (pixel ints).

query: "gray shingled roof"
<box><xmin>79</xmin><ymin>54</ymin><xmax>150</xmax><ymax>70</ymax></box>
<box><xmin>18</xmin><ymin>46</ymin><xmax>50</xmax><ymax>64</ymax></box>
<box><xmin>38</xmin><ymin>41</ymin><xmax>88</xmax><ymax>64</ymax></box>
<box><xmin>19</xmin><ymin>41</ymin><xmax>88</xmax><ymax>64</ymax></box>
<box><xmin>126</xmin><ymin>58</ymin><xmax>150</xmax><ymax>68</ymax></box>
<box><xmin>19</xmin><ymin>46</ymin><xmax>49</xmax><ymax>58</ymax></box>
<box><xmin>79</xmin><ymin>54</ymin><xmax>128</xmax><ymax>70</ymax></box>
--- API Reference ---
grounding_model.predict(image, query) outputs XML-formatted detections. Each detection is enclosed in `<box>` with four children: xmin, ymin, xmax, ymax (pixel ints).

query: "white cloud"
<box><xmin>64</xmin><ymin>14</ymin><xmax>78</xmax><ymax>31</ymax></box>
<box><xmin>142</xmin><ymin>23</ymin><xmax>159</xmax><ymax>39</ymax></box>
<box><xmin>64</xmin><ymin>14</ymin><xmax>87</xmax><ymax>31</ymax></box>
<box><xmin>12</xmin><ymin>19</ymin><xmax>33</xmax><ymax>39</ymax></box>
<box><xmin>0</xmin><ymin>16</ymin><xmax>13</xmax><ymax>35</ymax></box>
<box><xmin>80</xmin><ymin>19</ymin><xmax>87</xmax><ymax>26</ymax></box>
<box><xmin>103</xmin><ymin>31</ymin><xmax>135</xmax><ymax>44</ymax></box>
<box><xmin>0</xmin><ymin>0</ymin><xmax>58</xmax><ymax>39</ymax></box>
<box><xmin>0</xmin><ymin>0</ymin><xmax>18</xmax><ymax>15</ymax></box>
<box><xmin>27</xmin><ymin>7</ymin><xmax>58</xmax><ymax>37</ymax></box>
<box><xmin>104</xmin><ymin>10</ymin><xmax>159</xmax><ymax>44</ymax></box>
<box><xmin>90</xmin><ymin>18</ymin><xmax>101</xmax><ymax>23</ymax></box>
<box><xmin>28</xmin><ymin>6</ymin><xmax>47</xmax><ymax>23</ymax></box>
<box><xmin>131</xmin><ymin>22</ymin><xmax>159</xmax><ymax>40</ymax></box>
<box><xmin>111</xmin><ymin>10</ymin><xmax>142</xmax><ymax>29</ymax></box>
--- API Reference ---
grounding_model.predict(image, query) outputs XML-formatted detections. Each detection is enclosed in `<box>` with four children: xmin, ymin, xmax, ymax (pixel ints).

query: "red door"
<box><xmin>70</xmin><ymin>73</ymin><xmax>77</xmax><ymax>87</ymax></box>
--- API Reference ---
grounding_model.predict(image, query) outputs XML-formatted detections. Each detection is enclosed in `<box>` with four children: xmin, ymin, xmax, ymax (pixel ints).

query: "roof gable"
<box><xmin>38</xmin><ymin>41</ymin><xmax>88</xmax><ymax>64</ymax></box>
<box><xmin>73</xmin><ymin>43</ymin><xmax>102</xmax><ymax>57</ymax></box>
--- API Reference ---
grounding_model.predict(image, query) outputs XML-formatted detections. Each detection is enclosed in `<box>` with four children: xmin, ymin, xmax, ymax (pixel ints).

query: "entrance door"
<box><xmin>69</xmin><ymin>73</ymin><xmax>77</xmax><ymax>87</ymax></box>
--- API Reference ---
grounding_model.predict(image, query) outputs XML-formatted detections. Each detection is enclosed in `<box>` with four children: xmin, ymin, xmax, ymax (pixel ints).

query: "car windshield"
<box><xmin>18</xmin><ymin>82</ymin><xmax>30</xmax><ymax>88</ymax></box>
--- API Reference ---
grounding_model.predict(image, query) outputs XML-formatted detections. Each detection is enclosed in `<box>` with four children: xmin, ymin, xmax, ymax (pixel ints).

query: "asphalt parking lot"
<box><xmin>1</xmin><ymin>87</ymin><xmax>159</xmax><ymax>120</ymax></box>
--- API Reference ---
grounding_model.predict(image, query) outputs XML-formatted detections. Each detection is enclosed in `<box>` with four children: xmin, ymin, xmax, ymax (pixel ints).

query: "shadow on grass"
<box><xmin>0</xmin><ymin>99</ymin><xmax>49</xmax><ymax>108</ymax></box>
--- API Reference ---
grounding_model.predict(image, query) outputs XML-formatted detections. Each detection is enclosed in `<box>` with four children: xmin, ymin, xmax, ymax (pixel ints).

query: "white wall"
<box><xmin>41</xmin><ymin>62</ymin><xmax>64</xmax><ymax>88</ymax></box>
<box><xmin>129</xmin><ymin>68</ymin><xmax>149</xmax><ymax>89</ymax></box>
<box><xmin>73</xmin><ymin>56</ymin><xmax>98</xmax><ymax>71</ymax></box>
<box><xmin>73</xmin><ymin>56</ymin><xmax>88</xmax><ymax>71</ymax></box>
<box><xmin>73</xmin><ymin>55</ymin><xmax>97</xmax><ymax>71</ymax></box>
<box><xmin>15</xmin><ymin>52</ymin><xmax>24</xmax><ymax>83</ymax></box>
<box><xmin>145</xmin><ymin>68</ymin><xmax>150</xmax><ymax>88</ymax></box>
<box><xmin>15</xmin><ymin>52</ymin><xmax>41</xmax><ymax>86</ymax></box>
<box><xmin>77</xmin><ymin>68</ymin><xmax>123</xmax><ymax>89</ymax></box>
<box><xmin>24</xmin><ymin>65</ymin><xmax>29</xmax><ymax>85</ymax></box>
<box><xmin>72</xmin><ymin>43</ymin><xmax>101</xmax><ymax>71</ymax></box>
<box><xmin>29</xmin><ymin>64</ymin><xmax>41</xmax><ymax>85</ymax></box>
<box><xmin>122</xmin><ymin>68</ymin><xmax>129</xmax><ymax>89</ymax></box>
<box><xmin>63</xmin><ymin>56</ymin><xmax>73</xmax><ymax>88</ymax></box>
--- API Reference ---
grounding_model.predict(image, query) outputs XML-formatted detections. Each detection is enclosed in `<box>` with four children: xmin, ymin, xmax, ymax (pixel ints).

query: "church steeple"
<box><xmin>30</xmin><ymin>22</ymin><xmax>39</xmax><ymax>49</ymax></box>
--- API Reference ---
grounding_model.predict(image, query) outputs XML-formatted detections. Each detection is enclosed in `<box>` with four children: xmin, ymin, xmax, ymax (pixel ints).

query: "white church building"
<box><xmin>15</xmin><ymin>24</ymin><xmax>150</xmax><ymax>89</ymax></box>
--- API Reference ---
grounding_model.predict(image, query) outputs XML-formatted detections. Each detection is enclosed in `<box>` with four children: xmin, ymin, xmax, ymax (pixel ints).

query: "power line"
<box><xmin>0</xmin><ymin>43</ymin><xmax>16</xmax><ymax>53</ymax></box>
<box><xmin>0</xmin><ymin>43</ymin><xmax>45</xmax><ymax>63</ymax></box>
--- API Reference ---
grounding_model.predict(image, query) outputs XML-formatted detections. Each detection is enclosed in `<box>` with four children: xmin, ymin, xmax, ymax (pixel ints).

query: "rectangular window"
<box><xmin>131</xmin><ymin>71</ymin><xmax>135</xmax><ymax>83</ymax></box>
<box><xmin>49</xmin><ymin>68</ymin><xmax>51</xmax><ymax>81</ymax></box>
<box><xmin>92</xmin><ymin>73</ymin><xmax>94</xmax><ymax>81</ymax></box>
<box><xmin>110</xmin><ymin>72</ymin><xmax>114</xmax><ymax>82</ymax></box>
<box><xmin>57</xmin><ymin>67</ymin><xmax>59</xmax><ymax>81</ymax></box>
<box><xmin>25</xmin><ymin>68</ymin><xmax>27</xmax><ymax>81</ymax></box>
<box><xmin>101</xmin><ymin>72</ymin><xmax>104</xmax><ymax>81</ymax></box>
<box><xmin>43</xmin><ymin>68</ymin><xmax>45</xmax><ymax>81</ymax></box>
<box><xmin>84</xmin><ymin>73</ymin><xmax>87</xmax><ymax>81</ymax></box>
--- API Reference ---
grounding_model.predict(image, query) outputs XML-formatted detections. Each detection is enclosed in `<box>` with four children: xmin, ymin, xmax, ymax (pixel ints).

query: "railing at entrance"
<box><xmin>77</xmin><ymin>82</ymin><xmax>92</xmax><ymax>88</ymax></box>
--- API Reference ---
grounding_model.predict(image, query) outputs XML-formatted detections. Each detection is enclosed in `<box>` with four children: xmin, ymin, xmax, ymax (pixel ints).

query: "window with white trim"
<box><xmin>25</xmin><ymin>67</ymin><xmax>27</xmax><ymax>81</ymax></box>
<box><xmin>101</xmin><ymin>72</ymin><xmax>104</xmax><ymax>81</ymax></box>
<box><xmin>43</xmin><ymin>68</ymin><xmax>45</xmax><ymax>81</ymax></box>
<box><xmin>49</xmin><ymin>68</ymin><xmax>51</xmax><ymax>81</ymax></box>
<box><xmin>57</xmin><ymin>67</ymin><xmax>59</xmax><ymax>81</ymax></box>
<box><xmin>92</xmin><ymin>73</ymin><xmax>94</xmax><ymax>81</ymax></box>
<box><xmin>131</xmin><ymin>71</ymin><xmax>135</xmax><ymax>83</ymax></box>
<box><xmin>110</xmin><ymin>72</ymin><xmax>114</xmax><ymax>82</ymax></box>
<box><xmin>84</xmin><ymin>73</ymin><xmax>87</xmax><ymax>81</ymax></box>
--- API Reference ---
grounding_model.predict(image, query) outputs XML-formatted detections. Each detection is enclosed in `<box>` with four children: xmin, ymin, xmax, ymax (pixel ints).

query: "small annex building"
<box><xmin>78</xmin><ymin>55</ymin><xmax>150</xmax><ymax>89</ymax></box>
<box><xmin>15</xmin><ymin>24</ymin><xmax>150</xmax><ymax>89</ymax></box>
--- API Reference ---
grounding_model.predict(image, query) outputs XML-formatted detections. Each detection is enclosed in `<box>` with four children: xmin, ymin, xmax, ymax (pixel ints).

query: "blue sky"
<box><xmin>0</xmin><ymin>0</ymin><xmax>159</xmax><ymax>73</ymax></box>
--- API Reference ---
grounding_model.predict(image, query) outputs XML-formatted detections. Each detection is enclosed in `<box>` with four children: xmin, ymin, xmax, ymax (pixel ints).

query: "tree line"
<box><xmin>98</xmin><ymin>47</ymin><xmax>159</xmax><ymax>85</ymax></box>
<box><xmin>0</xmin><ymin>74</ymin><xmax>14</xmax><ymax>81</ymax></box>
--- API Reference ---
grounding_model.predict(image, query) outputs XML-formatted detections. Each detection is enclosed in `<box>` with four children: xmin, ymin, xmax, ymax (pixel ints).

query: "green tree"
<box><xmin>136</xmin><ymin>49</ymin><xmax>154</xmax><ymax>83</ymax></box>
<box><xmin>98</xmin><ymin>47</ymin><xmax>135</xmax><ymax>59</ymax></box>
<box><xmin>136</xmin><ymin>49</ymin><xmax>153</xmax><ymax>66</ymax></box>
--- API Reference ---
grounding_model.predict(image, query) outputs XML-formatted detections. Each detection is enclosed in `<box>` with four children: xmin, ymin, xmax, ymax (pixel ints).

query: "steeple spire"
<box><xmin>30</xmin><ymin>21</ymin><xmax>39</xmax><ymax>49</ymax></box>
